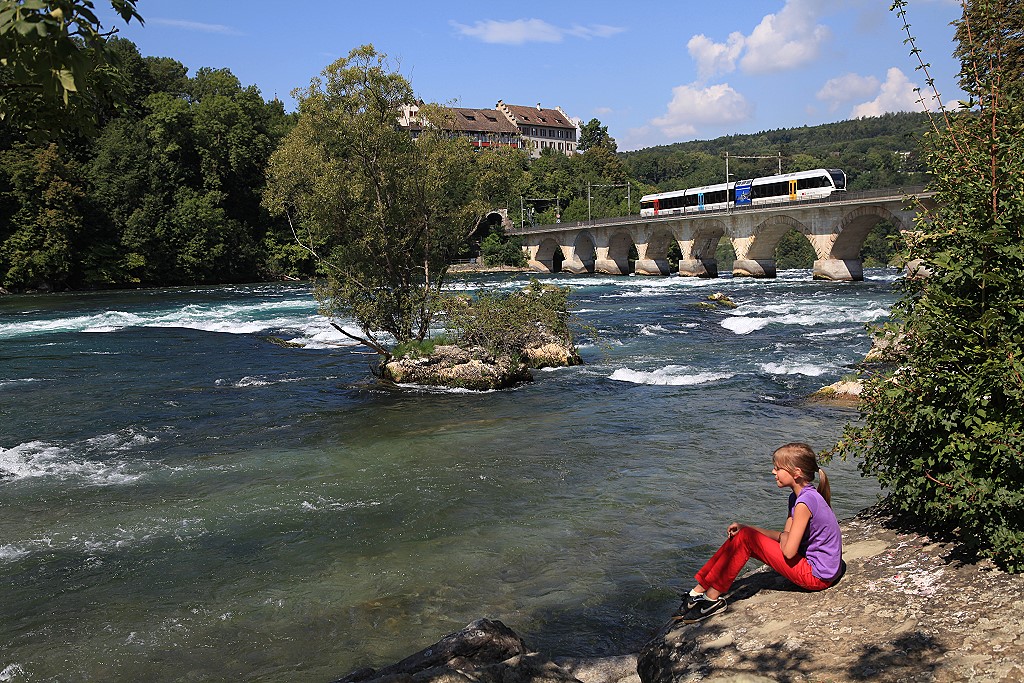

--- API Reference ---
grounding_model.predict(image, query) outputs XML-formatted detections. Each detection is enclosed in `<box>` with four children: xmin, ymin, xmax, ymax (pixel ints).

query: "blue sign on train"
<box><xmin>735</xmin><ymin>180</ymin><xmax>752</xmax><ymax>206</ymax></box>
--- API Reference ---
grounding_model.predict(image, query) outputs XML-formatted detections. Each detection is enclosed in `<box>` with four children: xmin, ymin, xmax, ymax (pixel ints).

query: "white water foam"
<box><xmin>638</xmin><ymin>324</ymin><xmax>671</xmax><ymax>336</ymax></box>
<box><xmin>0</xmin><ymin>664</ymin><xmax>25</xmax><ymax>682</ymax></box>
<box><xmin>0</xmin><ymin>378</ymin><xmax>49</xmax><ymax>390</ymax></box>
<box><xmin>609</xmin><ymin>365</ymin><xmax>734</xmax><ymax>386</ymax></box>
<box><xmin>721</xmin><ymin>317</ymin><xmax>771</xmax><ymax>335</ymax></box>
<box><xmin>0</xmin><ymin>545</ymin><xmax>30</xmax><ymax>563</ymax></box>
<box><xmin>759</xmin><ymin>361</ymin><xmax>830</xmax><ymax>377</ymax></box>
<box><xmin>0</xmin><ymin>429</ymin><xmax>157</xmax><ymax>485</ymax></box>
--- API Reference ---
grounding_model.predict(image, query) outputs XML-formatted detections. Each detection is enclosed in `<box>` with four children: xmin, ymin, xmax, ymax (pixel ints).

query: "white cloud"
<box><xmin>687</xmin><ymin>32</ymin><xmax>745</xmax><ymax>79</ymax></box>
<box><xmin>681</xmin><ymin>0</ymin><xmax>830</xmax><ymax>80</ymax></box>
<box><xmin>593</xmin><ymin>106</ymin><xmax>613</xmax><ymax>115</ymax></box>
<box><xmin>150</xmin><ymin>18</ymin><xmax>241</xmax><ymax>35</ymax></box>
<box><xmin>651</xmin><ymin>82</ymin><xmax>753</xmax><ymax>139</ymax></box>
<box><xmin>566</xmin><ymin>24</ymin><xmax>626</xmax><ymax>39</ymax></box>
<box><xmin>739</xmin><ymin>0</ymin><xmax>831</xmax><ymax>74</ymax></box>
<box><xmin>850</xmin><ymin>67</ymin><xmax>922</xmax><ymax>117</ymax></box>
<box><xmin>451</xmin><ymin>19</ymin><xmax>624</xmax><ymax>45</ymax></box>
<box><xmin>816</xmin><ymin>73</ymin><xmax>881</xmax><ymax>112</ymax></box>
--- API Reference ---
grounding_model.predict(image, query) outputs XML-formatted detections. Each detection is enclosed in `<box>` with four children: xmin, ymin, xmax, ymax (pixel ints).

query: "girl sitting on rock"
<box><xmin>678</xmin><ymin>442</ymin><xmax>843</xmax><ymax>623</ymax></box>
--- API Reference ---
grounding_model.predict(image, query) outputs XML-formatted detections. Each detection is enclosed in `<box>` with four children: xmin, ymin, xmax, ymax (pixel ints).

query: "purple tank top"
<box><xmin>788</xmin><ymin>485</ymin><xmax>843</xmax><ymax>581</ymax></box>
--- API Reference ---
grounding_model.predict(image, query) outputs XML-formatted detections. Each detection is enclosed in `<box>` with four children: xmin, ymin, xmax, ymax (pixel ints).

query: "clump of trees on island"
<box><xmin>261</xmin><ymin>45</ymin><xmax>578</xmax><ymax>387</ymax></box>
<box><xmin>2</xmin><ymin>0</ymin><xmax>1019</xmax><ymax>566</ymax></box>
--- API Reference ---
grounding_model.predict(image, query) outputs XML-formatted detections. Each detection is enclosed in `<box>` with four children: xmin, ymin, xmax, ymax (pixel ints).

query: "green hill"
<box><xmin>622</xmin><ymin>112</ymin><xmax>933</xmax><ymax>193</ymax></box>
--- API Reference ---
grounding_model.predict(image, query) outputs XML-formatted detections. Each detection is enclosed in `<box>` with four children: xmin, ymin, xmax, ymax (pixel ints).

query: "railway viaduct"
<box><xmin>509</xmin><ymin>187</ymin><xmax>934</xmax><ymax>281</ymax></box>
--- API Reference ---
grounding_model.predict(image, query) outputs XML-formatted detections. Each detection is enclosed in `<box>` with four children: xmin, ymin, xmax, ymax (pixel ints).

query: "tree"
<box><xmin>0</xmin><ymin>143</ymin><xmax>84</xmax><ymax>289</ymax></box>
<box><xmin>0</xmin><ymin>0</ymin><xmax>143</xmax><ymax>141</ymax></box>
<box><xmin>263</xmin><ymin>45</ymin><xmax>518</xmax><ymax>357</ymax></box>
<box><xmin>836</xmin><ymin>0</ymin><xmax>1024</xmax><ymax>571</ymax></box>
<box><xmin>578</xmin><ymin>117</ymin><xmax>617</xmax><ymax>153</ymax></box>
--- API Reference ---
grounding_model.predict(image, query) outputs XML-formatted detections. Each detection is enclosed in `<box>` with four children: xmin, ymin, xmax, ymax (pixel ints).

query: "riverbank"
<box><xmin>341</xmin><ymin>504</ymin><xmax>1024</xmax><ymax>683</ymax></box>
<box><xmin>447</xmin><ymin>263</ymin><xmax>532</xmax><ymax>274</ymax></box>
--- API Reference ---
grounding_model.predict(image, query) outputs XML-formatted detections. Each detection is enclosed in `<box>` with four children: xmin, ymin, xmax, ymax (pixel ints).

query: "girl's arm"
<box><xmin>727</xmin><ymin>522</ymin><xmax>782</xmax><ymax>541</ymax></box>
<box><xmin>779</xmin><ymin>502</ymin><xmax>812</xmax><ymax>559</ymax></box>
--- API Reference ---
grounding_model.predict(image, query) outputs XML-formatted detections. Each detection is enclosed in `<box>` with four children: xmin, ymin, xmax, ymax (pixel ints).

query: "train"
<box><xmin>639</xmin><ymin>168</ymin><xmax>847</xmax><ymax>217</ymax></box>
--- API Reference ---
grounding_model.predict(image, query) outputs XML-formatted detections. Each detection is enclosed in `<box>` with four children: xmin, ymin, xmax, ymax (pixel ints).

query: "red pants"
<box><xmin>695</xmin><ymin>526</ymin><xmax>832</xmax><ymax>595</ymax></box>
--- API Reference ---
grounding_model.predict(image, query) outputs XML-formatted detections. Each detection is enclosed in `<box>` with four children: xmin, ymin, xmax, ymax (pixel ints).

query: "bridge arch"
<box><xmin>596</xmin><ymin>229</ymin><xmax>634</xmax><ymax>275</ymax></box>
<box><xmin>733</xmin><ymin>215</ymin><xmax>811</xmax><ymax>278</ymax></box>
<box><xmin>529</xmin><ymin>237</ymin><xmax>563</xmax><ymax>273</ymax></box>
<box><xmin>831</xmin><ymin>205</ymin><xmax>911</xmax><ymax>260</ymax></box>
<box><xmin>563</xmin><ymin>231</ymin><xmax>597</xmax><ymax>274</ymax></box>
<box><xmin>514</xmin><ymin>189</ymin><xmax>927</xmax><ymax>281</ymax></box>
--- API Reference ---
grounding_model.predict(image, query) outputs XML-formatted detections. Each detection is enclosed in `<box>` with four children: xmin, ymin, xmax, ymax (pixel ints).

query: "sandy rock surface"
<box><xmin>639</xmin><ymin>508</ymin><xmax>1024</xmax><ymax>682</ymax></box>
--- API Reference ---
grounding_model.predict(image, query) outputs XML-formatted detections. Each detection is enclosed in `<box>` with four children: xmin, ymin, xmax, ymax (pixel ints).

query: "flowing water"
<box><xmin>0</xmin><ymin>271</ymin><xmax>894</xmax><ymax>681</ymax></box>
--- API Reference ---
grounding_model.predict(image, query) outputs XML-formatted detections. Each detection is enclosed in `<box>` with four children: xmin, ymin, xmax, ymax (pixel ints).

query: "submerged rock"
<box><xmin>332</xmin><ymin>619</ymin><xmax>573</xmax><ymax>683</ymax></box>
<box><xmin>695</xmin><ymin>292</ymin><xmax>738</xmax><ymax>311</ymax></box>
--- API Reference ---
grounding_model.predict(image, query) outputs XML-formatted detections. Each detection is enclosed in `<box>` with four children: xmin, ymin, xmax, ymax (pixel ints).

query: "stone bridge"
<box><xmin>511</xmin><ymin>187</ymin><xmax>933</xmax><ymax>281</ymax></box>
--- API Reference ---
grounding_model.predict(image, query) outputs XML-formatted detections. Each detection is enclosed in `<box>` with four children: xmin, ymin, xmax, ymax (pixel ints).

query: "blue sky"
<box><xmin>97</xmin><ymin>0</ymin><xmax>965</xmax><ymax>151</ymax></box>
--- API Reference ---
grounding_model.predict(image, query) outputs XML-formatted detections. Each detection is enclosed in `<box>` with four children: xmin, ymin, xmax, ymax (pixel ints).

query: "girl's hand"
<box><xmin>727</xmin><ymin>523</ymin><xmax>743</xmax><ymax>538</ymax></box>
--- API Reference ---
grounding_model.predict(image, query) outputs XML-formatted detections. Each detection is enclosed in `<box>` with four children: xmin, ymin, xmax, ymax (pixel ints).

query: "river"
<box><xmin>0</xmin><ymin>270</ymin><xmax>891</xmax><ymax>681</ymax></box>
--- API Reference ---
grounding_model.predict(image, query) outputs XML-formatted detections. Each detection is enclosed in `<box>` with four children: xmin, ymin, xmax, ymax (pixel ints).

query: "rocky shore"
<box><xmin>335</xmin><ymin>506</ymin><xmax>1024</xmax><ymax>683</ymax></box>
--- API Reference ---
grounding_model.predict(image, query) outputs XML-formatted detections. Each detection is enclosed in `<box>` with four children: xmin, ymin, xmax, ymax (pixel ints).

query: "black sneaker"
<box><xmin>683</xmin><ymin>592</ymin><xmax>703</xmax><ymax>611</ymax></box>
<box><xmin>678</xmin><ymin>596</ymin><xmax>727</xmax><ymax>623</ymax></box>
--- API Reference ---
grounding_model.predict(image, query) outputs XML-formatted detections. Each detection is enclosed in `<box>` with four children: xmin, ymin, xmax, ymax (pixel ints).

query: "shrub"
<box><xmin>441</xmin><ymin>279</ymin><xmax>573</xmax><ymax>357</ymax></box>
<box><xmin>835</xmin><ymin>0</ymin><xmax>1024</xmax><ymax>572</ymax></box>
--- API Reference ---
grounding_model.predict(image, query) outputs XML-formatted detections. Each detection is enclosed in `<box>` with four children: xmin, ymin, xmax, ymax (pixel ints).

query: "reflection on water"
<box><xmin>0</xmin><ymin>271</ymin><xmax>893</xmax><ymax>680</ymax></box>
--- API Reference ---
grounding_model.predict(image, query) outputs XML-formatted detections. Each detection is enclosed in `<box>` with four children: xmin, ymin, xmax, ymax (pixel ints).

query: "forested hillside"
<box><xmin>622</xmin><ymin>112</ymin><xmax>932</xmax><ymax>192</ymax></box>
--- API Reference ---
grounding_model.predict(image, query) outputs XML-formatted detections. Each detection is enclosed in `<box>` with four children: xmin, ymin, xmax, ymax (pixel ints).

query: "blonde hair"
<box><xmin>773</xmin><ymin>442</ymin><xmax>831</xmax><ymax>506</ymax></box>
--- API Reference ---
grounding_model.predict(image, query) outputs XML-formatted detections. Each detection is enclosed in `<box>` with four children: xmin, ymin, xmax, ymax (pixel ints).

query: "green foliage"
<box><xmin>480</xmin><ymin>227</ymin><xmax>527</xmax><ymax>267</ymax></box>
<box><xmin>861</xmin><ymin>220</ymin><xmax>906</xmax><ymax>267</ymax></box>
<box><xmin>441</xmin><ymin>279</ymin><xmax>573</xmax><ymax>358</ymax></box>
<box><xmin>264</xmin><ymin>45</ymin><xmax>520</xmax><ymax>354</ymax></box>
<box><xmin>0</xmin><ymin>143</ymin><xmax>82</xmax><ymax>289</ymax></box>
<box><xmin>392</xmin><ymin>335</ymin><xmax>452</xmax><ymax>360</ymax></box>
<box><xmin>0</xmin><ymin>34</ymin><xmax>296</xmax><ymax>291</ymax></box>
<box><xmin>715</xmin><ymin>239</ymin><xmax>736</xmax><ymax>271</ymax></box>
<box><xmin>578</xmin><ymin>118</ymin><xmax>617</xmax><ymax>153</ymax></box>
<box><xmin>836</xmin><ymin>0</ymin><xmax>1024</xmax><ymax>572</ymax></box>
<box><xmin>0</xmin><ymin>0</ymin><xmax>143</xmax><ymax>141</ymax></box>
<box><xmin>774</xmin><ymin>229</ymin><xmax>816</xmax><ymax>270</ymax></box>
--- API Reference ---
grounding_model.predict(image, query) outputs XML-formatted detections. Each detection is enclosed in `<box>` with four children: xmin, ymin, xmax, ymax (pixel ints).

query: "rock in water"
<box><xmin>332</xmin><ymin>618</ymin><xmax>583</xmax><ymax>683</ymax></box>
<box><xmin>381</xmin><ymin>345</ymin><xmax>532</xmax><ymax>390</ymax></box>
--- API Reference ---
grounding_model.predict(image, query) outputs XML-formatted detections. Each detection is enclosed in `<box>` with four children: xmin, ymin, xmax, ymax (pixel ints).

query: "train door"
<box><xmin>697</xmin><ymin>192</ymin><xmax>705</xmax><ymax>211</ymax></box>
<box><xmin>653</xmin><ymin>199</ymin><xmax>659</xmax><ymax>216</ymax></box>
<box><xmin>788</xmin><ymin>179</ymin><xmax>797</xmax><ymax>201</ymax></box>
<box><xmin>735</xmin><ymin>180</ymin><xmax>752</xmax><ymax>207</ymax></box>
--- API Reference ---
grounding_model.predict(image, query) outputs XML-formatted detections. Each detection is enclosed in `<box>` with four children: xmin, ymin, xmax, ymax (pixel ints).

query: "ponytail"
<box><xmin>818</xmin><ymin>468</ymin><xmax>832</xmax><ymax>507</ymax></box>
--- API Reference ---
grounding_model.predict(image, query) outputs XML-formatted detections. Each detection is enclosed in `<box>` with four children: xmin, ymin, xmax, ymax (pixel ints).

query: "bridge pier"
<box><xmin>594</xmin><ymin>246</ymin><xmax>629</xmax><ymax>274</ymax></box>
<box><xmin>594</xmin><ymin>258</ymin><xmax>627</xmax><ymax>275</ymax></box>
<box><xmin>635</xmin><ymin>258</ymin><xmax>669</xmax><ymax>276</ymax></box>
<box><xmin>562</xmin><ymin>254</ymin><xmax>594</xmax><ymax>274</ymax></box>
<box><xmin>528</xmin><ymin>258</ymin><xmax>554</xmax><ymax>273</ymax></box>
<box><xmin>733</xmin><ymin>259</ymin><xmax>776</xmax><ymax>278</ymax></box>
<box><xmin>678</xmin><ymin>258</ymin><xmax>718</xmax><ymax>278</ymax></box>
<box><xmin>813</xmin><ymin>258</ymin><xmax>863</xmax><ymax>281</ymax></box>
